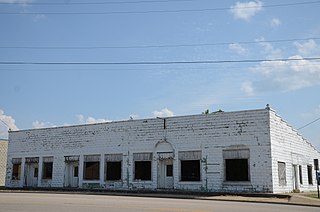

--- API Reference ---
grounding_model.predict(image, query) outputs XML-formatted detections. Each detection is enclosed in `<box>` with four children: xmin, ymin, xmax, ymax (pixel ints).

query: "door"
<box><xmin>292</xmin><ymin>165</ymin><xmax>299</xmax><ymax>191</ymax></box>
<box><xmin>65</xmin><ymin>162</ymin><xmax>79</xmax><ymax>187</ymax></box>
<box><xmin>25</xmin><ymin>163</ymin><xmax>38</xmax><ymax>187</ymax></box>
<box><xmin>158</xmin><ymin>159</ymin><xmax>173</xmax><ymax>189</ymax></box>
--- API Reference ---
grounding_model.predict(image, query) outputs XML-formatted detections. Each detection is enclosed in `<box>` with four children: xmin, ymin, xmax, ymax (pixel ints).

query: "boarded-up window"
<box><xmin>84</xmin><ymin>155</ymin><xmax>100</xmax><ymax>180</ymax></box>
<box><xmin>179</xmin><ymin>151</ymin><xmax>201</xmax><ymax>182</ymax></box>
<box><xmin>105</xmin><ymin>154</ymin><xmax>122</xmax><ymax>162</ymax></box>
<box><xmin>12</xmin><ymin>158</ymin><xmax>22</xmax><ymax>180</ymax></box>
<box><xmin>105</xmin><ymin>154</ymin><xmax>122</xmax><ymax>181</ymax></box>
<box><xmin>133</xmin><ymin>153</ymin><xmax>152</xmax><ymax>161</ymax></box>
<box><xmin>278</xmin><ymin>162</ymin><xmax>286</xmax><ymax>186</ymax></box>
<box><xmin>178</xmin><ymin>151</ymin><xmax>201</xmax><ymax>160</ymax></box>
<box><xmin>42</xmin><ymin>157</ymin><xmax>53</xmax><ymax>180</ymax></box>
<box><xmin>25</xmin><ymin>157</ymin><xmax>39</xmax><ymax>163</ymax></box>
<box><xmin>133</xmin><ymin>153</ymin><xmax>152</xmax><ymax>181</ymax></box>
<box><xmin>223</xmin><ymin>149</ymin><xmax>249</xmax><ymax>182</ymax></box>
<box><xmin>223</xmin><ymin>149</ymin><xmax>249</xmax><ymax>159</ymax></box>
<box><xmin>43</xmin><ymin>157</ymin><xmax>53</xmax><ymax>163</ymax></box>
<box><xmin>307</xmin><ymin>165</ymin><xmax>313</xmax><ymax>185</ymax></box>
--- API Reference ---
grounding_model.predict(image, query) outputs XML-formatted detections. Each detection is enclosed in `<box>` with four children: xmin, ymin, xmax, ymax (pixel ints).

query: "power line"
<box><xmin>1</xmin><ymin>37</ymin><xmax>319</xmax><ymax>50</ymax></box>
<box><xmin>1</xmin><ymin>57</ymin><xmax>320</xmax><ymax>66</ymax></box>
<box><xmin>1</xmin><ymin>61</ymin><xmax>320</xmax><ymax>71</ymax></box>
<box><xmin>0</xmin><ymin>119</ymin><xmax>10</xmax><ymax>129</ymax></box>
<box><xmin>1</xmin><ymin>1</ymin><xmax>320</xmax><ymax>15</ymax></box>
<box><xmin>298</xmin><ymin>117</ymin><xmax>320</xmax><ymax>130</ymax></box>
<box><xmin>0</xmin><ymin>0</ymin><xmax>193</xmax><ymax>6</ymax></box>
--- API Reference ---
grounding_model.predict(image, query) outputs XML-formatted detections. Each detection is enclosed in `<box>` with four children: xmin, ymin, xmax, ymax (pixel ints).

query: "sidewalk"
<box><xmin>199</xmin><ymin>193</ymin><xmax>320</xmax><ymax>207</ymax></box>
<box><xmin>1</xmin><ymin>188</ymin><xmax>320</xmax><ymax>207</ymax></box>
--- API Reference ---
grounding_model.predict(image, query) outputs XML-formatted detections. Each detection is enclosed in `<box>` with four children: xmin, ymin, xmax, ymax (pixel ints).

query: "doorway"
<box><xmin>64</xmin><ymin>161</ymin><xmax>79</xmax><ymax>188</ymax></box>
<box><xmin>158</xmin><ymin>159</ymin><xmax>173</xmax><ymax>189</ymax></box>
<box><xmin>25</xmin><ymin>162</ymin><xmax>38</xmax><ymax>187</ymax></box>
<box><xmin>292</xmin><ymin>164</ymin><xmax>300</xmax><ymax>191</ymax></box>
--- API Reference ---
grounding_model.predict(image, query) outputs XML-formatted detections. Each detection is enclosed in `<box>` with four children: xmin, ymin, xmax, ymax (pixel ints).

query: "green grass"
<box><xmin>305</xmin><ymin>193</ymin><xmax>320</xmax><ymax>198</ymax></box>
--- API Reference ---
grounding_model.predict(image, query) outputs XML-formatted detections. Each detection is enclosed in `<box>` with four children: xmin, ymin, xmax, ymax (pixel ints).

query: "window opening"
<box><xmin>299</xmin><ymin>165</ymin><xmax>303</xmax><ymax>184</ymax></box>
<box><xmin>134</xmin><ymin>161</ymin><xmax>151</xmax><ymax>180</ymax></box>
<box><xmin>74</xmin><ymin>166</ymin><xmax>79</xmax><ymax>178</ymax></box>
<box><xmin>166</xmin><ymin>164</ymin><xmax>173</xmax><ymax>177</ymax></box>
<box><xmin>34</xmin><ymin>168</ymin><xmax>38</xmax><ymax>178</ymax></box>
<box><xmin>106</xmin><ymin>161</ymin><xmax>122</xmax><ymax>181</ymax></box>
<box><xmin>42</xmin><ymin>162</ymin><xmax>53</xmax><ymax>179</ymax></box>
<box><xmin>181</xmin><ymin>160</ymin><xmax>200</xmax><ymax>181</ymax></box>
<box><xmin>225</xmin><ymin>159</ymin><xmax>249</xmax><ymax>181</ymax></box>
<box><xmin>307</xmin><ymin>165</ymin><xmax>313</xmax><ymax>185</ymax></box>
<box><xmin>12</xmin><ymin>164</ymin><xmax>21</xmax><ymax>180</ymax></box>
<box><xmin>84</xmin><ymin>162</ymin><xmax>100</xmax><ymax>180</ymax></box>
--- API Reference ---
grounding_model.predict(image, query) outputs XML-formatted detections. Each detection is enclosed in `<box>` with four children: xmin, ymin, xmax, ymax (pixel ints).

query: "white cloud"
<box><xmin>229</xmin><ymin>43</ymin><xmax>247</xmax><ymax>55</ymax></box>
<box><xmin>251</xmin><ymin>54</ymin><xmax>320</xmax><ymax>91</ymax></box>
<box><xmin>76</xmin><ymin>114</ymin><xmax>111</xmax><ymax>124</ymax></box>
<box><xmin>33</xmin><ymin>14</ymin><xmax>46</xmax><ymax>22</ymax></box>
<box><xmin>243</xmin><ymin>39</ymin><xmax>320</xmax><ymax>92</ymax></box>
<box><xmin>0</xmin><ymin>109</ymin><xmax>18</xmax><ymax>138</ymax></box>
<box><xmin>270</xmin><ymin>18</ymin><xmax>281</xmax><ymax>27</ymax></box>
<box><xmin>230</xmin><ymin>1</ymin><xmax>263</xmax><ymax>21</ymax></box>
<box><xmin>152</xmin><ymin>108</ymin><xmax>174</xmax><ymax>117</ymax></box>
<box><xmin>0</xmin><ymin>0</ymin><xmax>32</xmax><ymax>3</ymax></box>
<box><xmin>32</xmin><ymin>114</ymin><xmax>112</xmax><ymax>129</ymax></box>
<box><xmin>32</xmin><ymin>120</ymin><xmax>56</xmax><ymax>129</ymax></box>
<box><xmin>294</xmin><ymin>39</ymin><xmax>319</xmax><ymax>56</ymax></box>
<box><xmin>241</xmin><ymin>81</ymin><xmax>254</xmax><ymax>95</ymax></box>
<box><xmin>256</xmin><ymin>37</ymin><xmax>282</xmax><ymax>59</ymax></box>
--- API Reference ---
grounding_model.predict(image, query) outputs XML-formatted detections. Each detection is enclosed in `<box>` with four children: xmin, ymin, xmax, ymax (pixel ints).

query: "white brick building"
<box><xmin>0</xmin><ymin>139</ymin><xmax>8</xmax><ymax>186</ymax></box>
<box><xmin>5</xmin><ymin>107</ymin><xmax>320</xmax><ymax>193</ymax></box>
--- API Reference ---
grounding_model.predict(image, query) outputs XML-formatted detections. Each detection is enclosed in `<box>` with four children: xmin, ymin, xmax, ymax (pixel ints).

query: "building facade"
<box><xmin>0</xmin><ymin>139</ymin><xmax>8</xmax><ymax>186</ymax></box>
<box><xmin>5</xmin><ymin>108</ymin><xmax>320</xmax><ymax>193</ymax></box>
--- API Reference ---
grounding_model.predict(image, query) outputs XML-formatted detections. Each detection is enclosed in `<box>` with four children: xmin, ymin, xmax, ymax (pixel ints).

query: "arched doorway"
<box><xmin>155</xmin><ymin>140</ymin><xmax>174</xmax><ymax>189</ymax></box>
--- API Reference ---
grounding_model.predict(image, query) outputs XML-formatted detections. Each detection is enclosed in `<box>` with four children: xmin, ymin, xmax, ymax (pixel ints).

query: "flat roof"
<box><xmin>8</xmin><ymin>107</ymin><xmax>269</xmax><ymax>133</ymax></box>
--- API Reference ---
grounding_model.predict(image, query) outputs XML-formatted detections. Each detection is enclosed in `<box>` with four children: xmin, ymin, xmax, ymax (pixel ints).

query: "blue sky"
<box><xmin>0</xmin><ymin>0</ymin><xmax>320</xmax><ymax>149</ymax></box>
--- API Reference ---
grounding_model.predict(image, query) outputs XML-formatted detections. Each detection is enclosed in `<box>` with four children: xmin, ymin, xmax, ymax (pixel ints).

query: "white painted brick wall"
<box><xmin>6</xmin><ymin>108</ymin><xmax>318</xmax><ymax>193</ymax></box>
<box><xmin>269</xmin><ymin>110</ymin><xmax>320</xmax><ymax>193</ymax></box>
<box><xmin>0</xmin><ymin>140</ymin><xmax>8</xmax><ymax>186</ymax></box>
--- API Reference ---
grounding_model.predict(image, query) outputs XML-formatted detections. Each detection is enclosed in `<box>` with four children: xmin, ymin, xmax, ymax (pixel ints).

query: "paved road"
<box><xmin>0</xmin><ymin>192</ymin><xmax>318</xmax><ymax>212</ymax></box>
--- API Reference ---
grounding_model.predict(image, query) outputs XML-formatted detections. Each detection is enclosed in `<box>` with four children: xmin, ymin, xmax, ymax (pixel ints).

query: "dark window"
<box><xmin>299</xmin><ymin>165</ymin><xmax>303</xmax><ymax>184</ymax></box>
<box><xmin>106</xmin><ymin>161</ymin><xmax>122</xmax><ymax>181</ymax></box>
<box><xmin>181</xmin><ymin>160</ymin><xmax>200</xmax><ymax>181</ymax></box>
<box><xmin>34</xmin><ymin>167</ymin><xmax>38</xmax><ymax>178</ymax></box>
<box><xmin>12</xmin><ymin>164</ymin><xmax>21</xmax><ymax>180</ymax></box>
<box><xmin>84</xmin><ymin>162</ymin><xmax>100</xmax><ymax>180</ymax></box>
<box><xmin>42</xmin><ymin>162</ymin><xmax>53</xmax><ymax>179</ymax></box>
<box><xmin>74</xmin><ymin>166</ymin><xmax>79</xmax><ymax>178</ymax></box>
<box><xmin>307</xmin><ymin>165</ymin><xmax>313</xmax><ymax>185</ymax></box>
<box><xmin>134</xmin><ymin>161</ymin><xmax>151</xmax><ymax>180</ymax></box>
<box><xmin>278</xmin><ymin>162</ymin><xmax>286</xmax><ymax>186</ymax></box>
<box><xmin>166</xmin><ymin>165</ymin><xmax>173</xmax><ymax>177</ymax></box>
<box><xmin>225</xmin><ymin>159</ymin><xmax>249</xmax><ymax>181</ymax></box>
